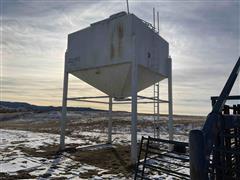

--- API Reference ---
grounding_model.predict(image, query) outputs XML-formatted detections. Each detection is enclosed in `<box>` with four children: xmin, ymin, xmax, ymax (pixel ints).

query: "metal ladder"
<box><xmin>153</xmin><ymin>82</ymin><xmax>160</xmax><ymax>138</ymax></box>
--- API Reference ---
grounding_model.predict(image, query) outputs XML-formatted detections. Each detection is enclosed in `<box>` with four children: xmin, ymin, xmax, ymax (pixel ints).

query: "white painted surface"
<box><xmin>168</xmin><ymin>58</ymin><xmax>173</xmax><ymax>141</ymax></box>
<box><xmin>107</xmin><ymin>97</ymin><xmax>113</xmax><ymax>144</ymax></box>
<box><xmin>130</xmin><ymin>35</ymin><xmax>138</xmax><ymax>163</ymax></box>
<box><xmin>66</xmin><ymin>12</ymin><xmax>169</xmax><ymax>98</ymax></box>
<box><xmin>60</xmin><ymin>53</ymin><xmax>69</xmax><ymax>150</ymax></box>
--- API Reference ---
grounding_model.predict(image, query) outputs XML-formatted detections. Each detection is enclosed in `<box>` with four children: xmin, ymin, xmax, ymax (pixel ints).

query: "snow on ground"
<box><xmin>0</xmin><ymin>129</ymin><xmax>128</xmax><ymax>179</ymax></box>
<box><xmin>0</xmin><ymin>129</ymin><xmax>190</xmax><ymax>179</ymax></box>
<box><xmin>0</xmin><ymin>129</ymin><xmax>87</xmax><ymax>149</ymax></box>
<box><xmin>0</xmin><ymin>127</ymin><xmax>190</xmax><ymax>179</ymax></box>
<box><xmin>0</xmin><ymin>111</ymin><xmax>202</xmax><ymax>179</ymax></box>
<box><xmin>72</xmin><ymin>129</ymin><xmax>188</xmax><ymax>149</ymax></box>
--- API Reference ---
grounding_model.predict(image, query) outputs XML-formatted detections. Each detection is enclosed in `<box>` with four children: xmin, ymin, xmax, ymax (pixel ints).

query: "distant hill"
<box><xmin>0</xmin><ymin>101</ymin><xmax>104</xmax><ymax>113</ymax></box>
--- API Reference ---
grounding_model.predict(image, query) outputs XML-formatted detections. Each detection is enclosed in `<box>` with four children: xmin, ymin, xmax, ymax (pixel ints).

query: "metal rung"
<box><xmin>147</xmin><ymin>150</ymin><xmax>189</xmax><ymax>162</ymax></box>
<box><xmin>220</xmin><ymin>133</ymin><xmax>240</xmax><ymax>138</ymax></box>
<box><xmin>144</xmin><ymin>163</ymin><xmax>190</xmax><ymax>179</ymax></box>
<box><xmin>135</xmin><ymin>136</ymin><xmax>190</xmax><ymax>179</ymax></box>
<box><xmin>149</xmin><ymin>156</ymin><xmax>190</xmax><ymax>168</ymax></box>
<box><xmin>213</xmin><ymin>147</ymin><xmax>240</xmax><ymax>154</ymax></box>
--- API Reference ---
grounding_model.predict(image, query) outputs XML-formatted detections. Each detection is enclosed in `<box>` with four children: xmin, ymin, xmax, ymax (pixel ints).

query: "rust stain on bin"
<box><xmin>118</xmin><ymin>24</ymin><xmax>124</xmax><ymax>39</ymax></box>
<box><xmin>110</xmin><ymin>23</ymin><xmax>124</xmax><ymax>60</ymax></box>
<box><xmin>118</xmin><ymin>24</ymin><xmax>123</xmax><ymax>58</ymax></box>
<box><xmin>110</xmin><ymin>43</ymin><xmax>115</xmax><ymax>59</ymax></box>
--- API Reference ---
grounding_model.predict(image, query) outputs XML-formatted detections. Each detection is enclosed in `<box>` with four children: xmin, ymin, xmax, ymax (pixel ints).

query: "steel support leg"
<box><xmin>108</xmin><ymin>97</ymin><xmax>113</xmax><ymax>144</ymax></box>
<box><xmin>131</xmin><ymin>35</ymin><xmax>138</xmax><ymax>164</ymax></box>
<box><xmin>60</xmin><ymin>56</ymin><xmax>69</xmax><ymax>150</ymax></box>
<box><xmin>157</xmin><ymin>82</ymin><xmax>160</xmax><ymax>138</ymax></box>
<box><xmin>168</xmin><ymin>57</ymin><xmax>173</xmax><ymax>141</ymax></box>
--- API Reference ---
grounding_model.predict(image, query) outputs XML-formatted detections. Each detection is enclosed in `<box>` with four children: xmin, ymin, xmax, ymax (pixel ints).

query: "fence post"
<box><xmin>189</xmin><ymin>130</ymin><xmax>208</xmax><ymax>180</ymax></box>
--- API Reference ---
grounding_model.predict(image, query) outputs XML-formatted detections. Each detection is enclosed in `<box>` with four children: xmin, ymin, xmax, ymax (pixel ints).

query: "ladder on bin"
<box><xmin>153</xmin><ymin>82</ymin><xmax>160</xmax><ymax>138</ymax></box>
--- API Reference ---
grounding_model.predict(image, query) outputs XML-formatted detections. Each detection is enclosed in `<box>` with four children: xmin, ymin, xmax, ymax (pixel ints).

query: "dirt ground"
<box><xmin>0</xmin><ymin>111</ymin><xmax>205</xmax><ymax>135</ymax></box>
<box><xmin>0</xmin><ymin>111</ymin><xmax>205</xmax><ymax>179</ymax></box>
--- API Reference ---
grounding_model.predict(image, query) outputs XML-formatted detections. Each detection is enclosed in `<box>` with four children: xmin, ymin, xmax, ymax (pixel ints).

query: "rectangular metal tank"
<box><xmin>66</xmin><ymin>12</ymin><xmax>170</xmax><ymax>98</ymax></box>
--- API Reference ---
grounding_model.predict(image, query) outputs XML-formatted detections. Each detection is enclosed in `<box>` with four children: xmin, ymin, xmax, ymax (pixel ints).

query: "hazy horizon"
<box><xmin>1</xmin><ymin>0</ymin><xmax>240</xmax><ymax>116</ymax></box>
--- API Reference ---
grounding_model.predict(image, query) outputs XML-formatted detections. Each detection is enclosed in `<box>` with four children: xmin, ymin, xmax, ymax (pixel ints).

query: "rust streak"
<box><xmin>117</xmin><ymin>24</ymin><xmax>124</xmax><ymax>58</ymax></box>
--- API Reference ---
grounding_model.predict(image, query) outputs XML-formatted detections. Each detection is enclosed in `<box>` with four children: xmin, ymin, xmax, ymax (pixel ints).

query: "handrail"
<box><xmin>212</xmin><ymin>57</ymin><xmax>240</xmax><ymax>113</ymax></box>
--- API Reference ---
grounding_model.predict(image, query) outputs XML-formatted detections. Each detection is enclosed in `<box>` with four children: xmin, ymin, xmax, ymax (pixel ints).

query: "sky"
<box><xmin>1</xmin><ymin>0</ymin><xmax>240</xmax><ymax>115</ymax></box>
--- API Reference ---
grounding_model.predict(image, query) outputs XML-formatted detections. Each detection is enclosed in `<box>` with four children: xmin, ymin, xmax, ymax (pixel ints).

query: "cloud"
<box><xmin>1</xmin><ymin>0</ymin><xmax>239</xmax><ymax>115</ymax></box>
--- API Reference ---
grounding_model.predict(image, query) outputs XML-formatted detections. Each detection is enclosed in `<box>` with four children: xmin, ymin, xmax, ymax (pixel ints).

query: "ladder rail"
<box><xmin>153</xmin><ymin>82</ymin><xmax>160</xmax><ymax>138</ymax></box>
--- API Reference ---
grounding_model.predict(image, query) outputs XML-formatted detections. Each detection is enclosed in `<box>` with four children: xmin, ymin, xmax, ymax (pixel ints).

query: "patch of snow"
<box><xmin>0</xmin><ymin>157</ymin><xmax>42</xmax><ymax>173</ymax></box>
<box><xmin>0</xmin><ymin>112</ymin><xmax>194</xmax><ymax>179</ymax></box>
<box><xmin>0</xmin><ymin>128</ymin><xmax>125</xmax><ymax>179</ymax></box>
<box><xmin>92</xmin><ymin>176</ymin><xmax>103</xmax><ymax>180</ymax></box>
<box><xmin>0</xmin><ymin>129</ymin><xmax>86</xmax><ymax>150</ymax></box>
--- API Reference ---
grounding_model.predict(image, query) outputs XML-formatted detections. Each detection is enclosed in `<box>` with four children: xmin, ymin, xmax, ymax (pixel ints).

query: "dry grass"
<box><xmin>73</xmin><ymin>145</ymin><xmax>134</xmax><ymax>176</ymax></box>
<box><xmin>0</xmin><ymin>111</ymin><xmax>206</xmax><ymax>178</ymax></box>
<box><xmin>13</xmin><ymin>143</ymin><xmax>135</xmax><ymax>178</ymax></box>
<box><xmin>0</xmin><ymin>171</ymin><xmax>36</xmax><ymax>180</ymax></box>
<box><xmin>0</xmin><ymin>112</ymin><xmax>205</xmax><ymax>135</ymax></box>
